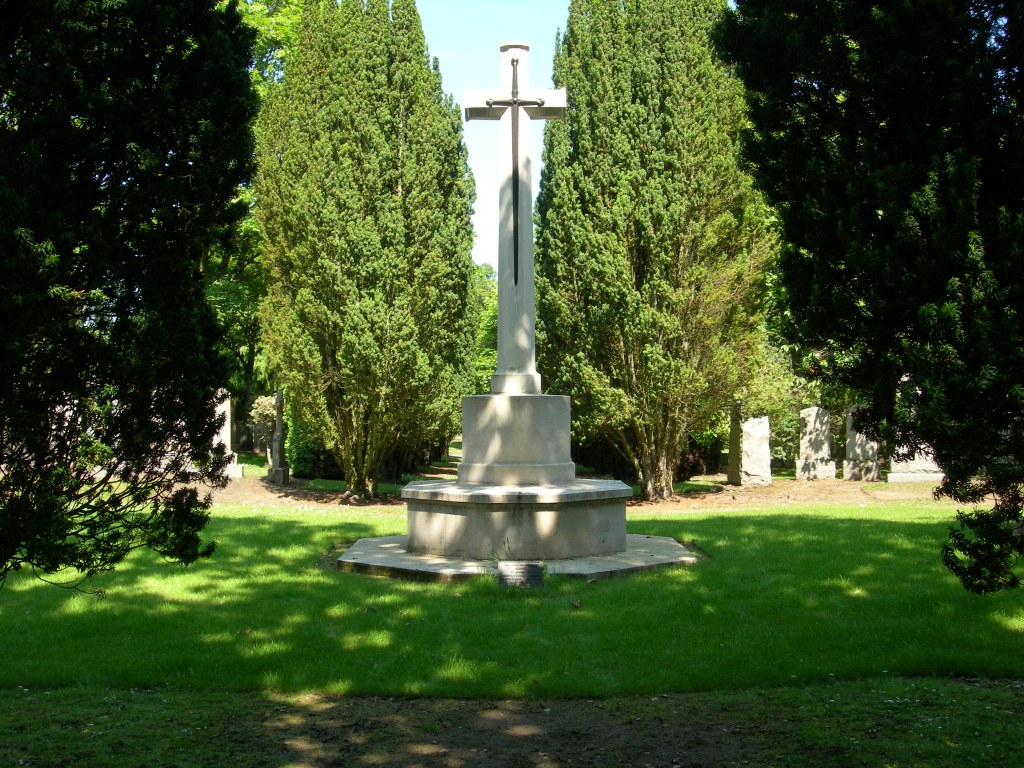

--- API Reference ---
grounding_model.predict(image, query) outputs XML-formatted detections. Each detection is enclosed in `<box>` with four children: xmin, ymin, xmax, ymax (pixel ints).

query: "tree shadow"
<box><xmin>4</xmin><ymin>510</ymin><xmax>1023</xmax><ymax>764</ymax></box>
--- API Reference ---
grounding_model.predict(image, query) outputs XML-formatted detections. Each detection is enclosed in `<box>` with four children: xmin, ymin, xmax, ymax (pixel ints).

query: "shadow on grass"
<box><xmin>255</xmin><ymin>692</ymin><xmax>760</xmax><ymax>768</ymax></box>
<box><xmin>4</xmin><ymin>511</ymin><xmax>1023</xmax><ymax>702</ymax></box>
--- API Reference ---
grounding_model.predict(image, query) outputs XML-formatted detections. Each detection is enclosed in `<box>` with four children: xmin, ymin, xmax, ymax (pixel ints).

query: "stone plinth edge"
<box><xmin>401</xmin><ymin>479</ymin><xmax>632</xmax><ymax>504</ymax></box>
<box><xmin>338</xmin><ymin>534</ymin><xmax>700</xmax><ymax>583</ymax></box>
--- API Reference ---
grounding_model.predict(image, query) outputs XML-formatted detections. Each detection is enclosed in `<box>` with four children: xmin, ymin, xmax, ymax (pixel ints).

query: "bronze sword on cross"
<box><xmin>464</xmin><ymin>43</ymin><xmax>566</xmax><ymax>395</ymax></box>
<box><xmin>484</xmin><ymin>56</ymin><xmax>542</xmax><ymax>285</ymax></box>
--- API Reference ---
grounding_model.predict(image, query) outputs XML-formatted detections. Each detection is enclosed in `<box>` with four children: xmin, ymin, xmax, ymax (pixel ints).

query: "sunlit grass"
<box><xmin>2</xmin><ymin>501</ymin><xmax>1022</xmax><ymax>698</ymax></box>
<box><xmin>236</xmin><ymin>452</ymin><xmax>268</xmax><ymax>477</ymax></box>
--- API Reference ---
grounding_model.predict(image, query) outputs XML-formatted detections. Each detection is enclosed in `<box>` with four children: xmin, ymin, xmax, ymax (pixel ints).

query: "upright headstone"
<box><xmin>215</xmin><ymin>392</ymin><xmax>244</xmax><ymax>478</ymax></box>
<box><xmin>843</xmin><ymin>406</ymin><xmax>879</xmax><ymax>481</ymax></box>
<box><xmin>727</xmin><ymin>401</ymin><xmax>772</xmax><ymax>486</ymax></box>
<box><xmin>797</xmin><ymin>406</ymin><xmax>836</xmax><ymax>480</ymax></box>
<box><xmin>888</xmin><ymin>451</ymin><xmax>944</xmax><ymax>483</ymax></box>
<box><xmin>267</xmin><ymin>389</ymin><xmax>290</xmax><ymax>486</ymax></box>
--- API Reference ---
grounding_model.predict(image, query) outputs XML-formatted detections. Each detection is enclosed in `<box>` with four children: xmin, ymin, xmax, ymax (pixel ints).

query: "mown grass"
<box><xmin>3</xmin><ymin>500</ymin><xmax>1022</xmax><ymax>697</ymax></box>
<box><xmin>3</xmin><ymin>496</ymin><xmax>1023</xmax><ymax>766</ymax></box>
<box><xmin>233</xmin><ymin>452</ymin><xmax>269</xmax><ymax>483</ymax></box>
<box><xmin>2</xmin><ymin>677</ymin><xmax>1020</xmax><ymax>767</ymax></box>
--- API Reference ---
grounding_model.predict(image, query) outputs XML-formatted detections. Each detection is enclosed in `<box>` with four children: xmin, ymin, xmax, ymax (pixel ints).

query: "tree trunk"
<box><xmin>626</xmin><ymin>428</ymin><xmax>677</xmax><ymax>501</ymax></box>
<box><xmin>638</xmin><ymin>453</ymin><xmax>675</xmax><ymax>501</ymax></box>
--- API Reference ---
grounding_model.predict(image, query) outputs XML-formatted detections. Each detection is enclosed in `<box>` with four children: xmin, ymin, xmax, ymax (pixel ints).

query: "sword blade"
<box><xmin>512</xmin><ymin>101</ymin><xmax>519</xmax><ymax>286</ymax></box>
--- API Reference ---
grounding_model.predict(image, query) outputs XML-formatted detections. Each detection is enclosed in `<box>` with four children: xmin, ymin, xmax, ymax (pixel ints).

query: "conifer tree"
<box><xmin>536</xmin><ymin>0</ymin><xmax>776</xmax><ymax>500</ymax></box>
<box><xmin>0</xmin><ymin>1</ymin><xmax>257</xmax><ymax>585</ymax></box>
<box><xmin>256</xmin><ymin>0</ymin><xmax>475</xmax><ymax>497</ymax></box>
<box><xmin>718</xmin><ymin>1</ymin><xmax>1024</xmax><ymax>592</ymax></box>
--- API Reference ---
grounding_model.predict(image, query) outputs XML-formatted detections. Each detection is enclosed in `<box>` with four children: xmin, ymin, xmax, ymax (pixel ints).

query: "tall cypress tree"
<box><xmin>536</xmin><ymin>0</ymin><xmax>776</xmax><ymax>500</ymax></box>
<box><xmin>256</xmin><ymin>0</ymin><xmax>474</xmax><ymax>497</ymax></box>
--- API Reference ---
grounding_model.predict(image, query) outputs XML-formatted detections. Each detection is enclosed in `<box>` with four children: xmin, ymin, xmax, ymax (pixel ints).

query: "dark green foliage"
<box><xmin>283</xmin><ymin>405</ymin><xmax>341</xmax><ymax>479</ymax></box>
<box><xmin>0</xmin><ymin>0</ymin><xmax>258</xmax><ymax>586</ymax></box>
<box><xmin>536</xmin><ymin>0</ymin><xmax>777</xmax><ymax>500</ymax></box>
<box><xmin>205</xmin><ymin>252</ymin><xmax>266</xmax><ymax>448</ymax></box>
<box><xmin>256</xmin><ymin>0</ymin><xmax>475</xmax><ymax>496</ymax></box>
<box><xmin>205</xmin><ymin>1</ymin><xmax>305</xmax><ymax>445</ymax></box>
<box><xmin>719</xmin><ymin>2</ymin><xmax>1024</xmax><ymax>591</ymax></box>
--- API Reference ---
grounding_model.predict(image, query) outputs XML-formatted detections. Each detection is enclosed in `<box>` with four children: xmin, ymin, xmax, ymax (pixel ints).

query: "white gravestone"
<box><xmin>401</xmin><ymin>43</ymin><xmax>631</xmax><ymax>561</ymax></box>
<box><xmin>727</xmin><ymin>401</ymin><xmax>772</xmax><ymax>486</ymax></box>
<box><xmin>797</xmin><ymin>406</ymin><xmax>836</xmax><ymax>480</ymax></box>
<box><xmin>889</xmin><ymin>451</ymin><xmax>944</xmax><ymax>483</ymax></box>
<box><xmin>215</xmin><ymin>392</ymin><xmax>243</xmax><ymax>479</ymax></box>
<box><xmin>843</xmin><ymin>406</ymin><xmax>879</xmax><ymax>481</ymax></box>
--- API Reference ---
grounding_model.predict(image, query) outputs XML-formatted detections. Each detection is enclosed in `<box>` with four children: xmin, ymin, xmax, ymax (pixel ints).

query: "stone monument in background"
<box><xmin>727</xmin><ymin>401</ymin><xmax>772</xmax><ymax>486</ymax></box>
<box><xmin>888</xmin><ymin>451</ymin><xmax>944</xmax><ymax>483</ymax></box>
<box><xmin>401</xmin><ymin>42</ymin><xmax>632</xmax><ymax>560</ymax></box>
<box><xmin>843</xmin><ymin>405</ymin><xmax>879</xmax><ymax>481</ymax></box>
<box><xmin>267</xmin><ymin>389</ymin><xmax>290</xmax><ymax>486</ymax></box>
<box><xmin>797</xmin><ymin>406</ymin><xmax>836</xmax><ymax>480</ymax></box>
<box><xmin>215</xmin><ymin>391</ymin><xmax>244</xmax><ymax>479</ymax></box>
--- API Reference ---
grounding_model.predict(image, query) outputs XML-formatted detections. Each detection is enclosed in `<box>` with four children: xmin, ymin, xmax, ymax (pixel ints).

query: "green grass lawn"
<box><xmin>2</xmin><ymin>497</ymin><xmax>1022</xmax><ymax>766</ymax></box>
<box><xmin>3</xmin><ymin>500</ymin><xmax>1022</xmax><ymax>697</ymax></box>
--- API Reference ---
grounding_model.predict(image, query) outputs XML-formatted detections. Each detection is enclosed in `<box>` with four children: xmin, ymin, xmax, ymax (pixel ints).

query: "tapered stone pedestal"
<box><xmin>403</xmin><ymin>393</ymin><xmax>631</xmax><ymax>561</ymax></box>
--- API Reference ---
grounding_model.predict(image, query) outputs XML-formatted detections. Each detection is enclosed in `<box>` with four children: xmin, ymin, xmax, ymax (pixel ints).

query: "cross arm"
<box><xmin>464</xmin><ymin>87</ymin><xmax>567</xmax><ymax>122</ymax></box>
<box><xmin>523</xmin><ymin>89</ymin><xmax>567</xmax><ymax>120</ymax></box>
<box><xmin>464</xmin><ymin>90</ymin><xmax>505</xmax><ymax>121</ymax></box>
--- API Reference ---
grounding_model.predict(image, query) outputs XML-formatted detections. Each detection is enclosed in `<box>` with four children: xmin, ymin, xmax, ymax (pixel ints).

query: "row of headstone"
<box><xmin>215</xmin><ymin>390</ymin><xmax>290</xmax><ymax>485</ymax></box>
<box><xmin>727</xmin><ymin>402</ymin><xmax>942</xmax><ymax>485</ymax></box>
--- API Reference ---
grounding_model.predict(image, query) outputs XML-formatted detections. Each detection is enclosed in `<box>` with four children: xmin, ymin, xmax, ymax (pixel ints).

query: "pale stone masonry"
<box><xmin>797</xmin><ymin>406</ymin><xmax>836</xmax><ymax>480</ymax></box>
<box><xmin>843</xmin><ymin>405</ymin><xmax>880</xmax><ymax>481</ymax></box>
<box><xmin>401</xmin><ymin>43</ymin><xmax>631</xmax><ymax>561</ymax></box>
<box><xmin>267</xmin><ymin>388</ymin><xmax>289</xmax><ymax>485</ymax></box>
<box><xmin>727</xmin><ymin>401</ymin><xmax>772</xmax><ymax>486</ymax></box>
<box><xmin>889</xmin><ymin>451</ymin><xmax>944</xmax><ymax>483</ymax></box>
<box><xmin>215</xmin><ymin>392</ymin><xmax>243</xmax><ymax>479</ymax></box>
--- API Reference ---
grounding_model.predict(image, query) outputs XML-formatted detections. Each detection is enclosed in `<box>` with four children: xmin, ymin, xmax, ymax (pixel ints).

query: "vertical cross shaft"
<box><xmin>487</xmin><ymin>57</ymin><xmax>544</xmax><ymax>285</ymax></box>
<box><xmin>464</xmin><ymin>43</ymin><xmax>566</xmax><ymax>395</ymax></box>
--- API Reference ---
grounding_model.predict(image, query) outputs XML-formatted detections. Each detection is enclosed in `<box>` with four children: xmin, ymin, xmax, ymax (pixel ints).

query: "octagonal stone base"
<box><xmin>402</xmin><ymin>479</ymin><xmax>631</xmax><ymax>561</ymax></box>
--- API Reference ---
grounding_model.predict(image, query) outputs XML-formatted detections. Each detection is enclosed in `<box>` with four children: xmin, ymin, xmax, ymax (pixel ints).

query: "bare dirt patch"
<box><xmin>210</xmin><ymin>472</ymin><xmax>945</xmax><ymax>511</ymax></box>
<box><xmin>208</xmin><ymin>474</ymin><xmax>404</xmax><ymax>507</ymax></box>
<box><xmin>245</xmin><ymin>694</ymin><xmax>765</xmax><ymax>768</ymax></box>
<box><xmin>636</xmin><ymin>475</ymin><xmax>948</xmax><ymax>513</ymax></box>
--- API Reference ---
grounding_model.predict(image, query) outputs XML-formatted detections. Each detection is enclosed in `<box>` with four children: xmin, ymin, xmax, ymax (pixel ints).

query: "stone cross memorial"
<box><xmin>463</xmin><ymin>42</ymin><xmax>566</xmax><ymax>395</ymax></box>
<box><xmin>400</xmin><ymin>43</ymin><xmax>632</xmax><ymax>562</ymax></box>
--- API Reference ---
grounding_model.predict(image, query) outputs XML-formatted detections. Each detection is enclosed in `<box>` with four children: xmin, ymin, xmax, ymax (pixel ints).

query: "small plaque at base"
<box><xmin>497</xmin><ymin>561</ymin><xmax>544</xmax><ymax>588</ymax></box>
